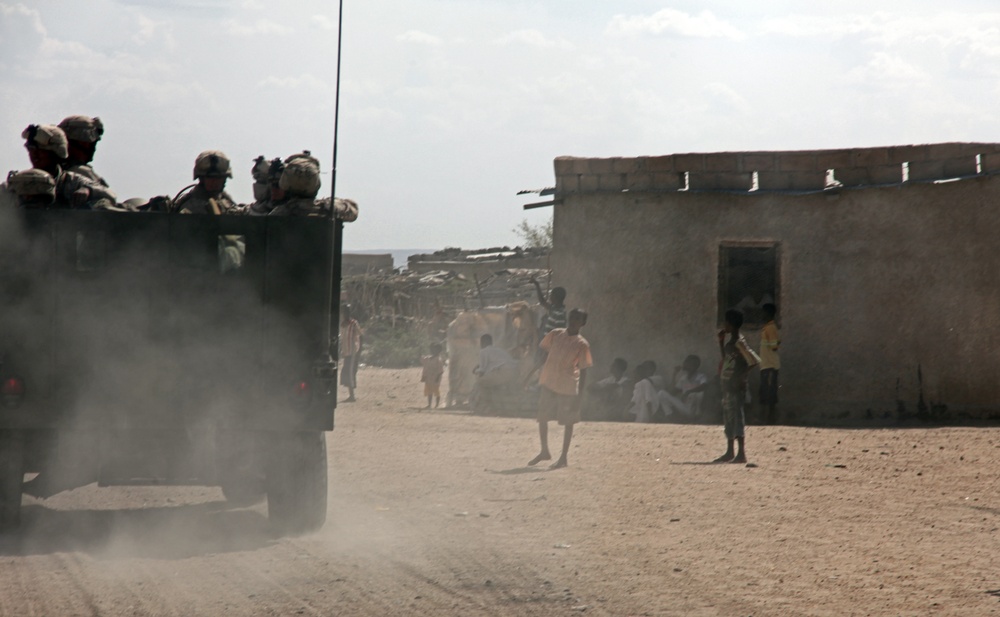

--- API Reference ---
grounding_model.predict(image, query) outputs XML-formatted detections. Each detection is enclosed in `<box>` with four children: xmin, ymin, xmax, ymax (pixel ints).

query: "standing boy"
<box><xmin>528</xmin><ymin>309</ymin><xmax>592</xmax><ymax>469</ymax></box>
<box><xmin>758</xmin><ymin>303</ymin><xmax>781</xmax><ymax>424</ymax></box>
<box><xmin>715</xmin><ymin>309</ymin><xmax>760</xmax><ymax>464</ymax></box>
<box><xmin>420</xmin><ymin>343</ymin><xmax>445</xmax><ymax>409</ymax></box>
<box><xmin>339</xmin><ymin>304</ymin><xmax>363</xmax><ymax>402</ymax></box>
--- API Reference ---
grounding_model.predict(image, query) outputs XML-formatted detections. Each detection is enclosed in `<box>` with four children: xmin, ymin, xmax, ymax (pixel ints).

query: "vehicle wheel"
<box><xmin>0</xmin><ymin>431</ymin><xmax>25</xmax><ymax>532</ymax></box>
<box><xmin>265</xmin><ymin>431</ymin><xmax>327</xmax><ymax>535</ymax></box>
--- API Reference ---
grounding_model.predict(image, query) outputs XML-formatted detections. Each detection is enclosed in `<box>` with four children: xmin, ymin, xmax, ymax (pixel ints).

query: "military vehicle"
<box><xmin>0</xmin><ymin>207</ymin><xmax>344</xmax><ymax>535</ymax></box>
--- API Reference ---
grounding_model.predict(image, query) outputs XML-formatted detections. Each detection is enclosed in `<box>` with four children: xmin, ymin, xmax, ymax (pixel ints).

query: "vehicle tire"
<box><xmin>265</xmin><ymin>431</ymin><xmax>328</xmax><ymax>535</ymax></box>
<box><xmin>0</xmin><ymin>431</ymin><xmax>25</xmax><ymax>532</ymax></box>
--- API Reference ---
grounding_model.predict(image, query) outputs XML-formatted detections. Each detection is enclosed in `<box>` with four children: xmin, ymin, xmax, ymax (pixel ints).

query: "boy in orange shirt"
<box><xmin>528</xmin><ymin>309</ymin><xmax>593</xmax><ymax>469</ymax></box>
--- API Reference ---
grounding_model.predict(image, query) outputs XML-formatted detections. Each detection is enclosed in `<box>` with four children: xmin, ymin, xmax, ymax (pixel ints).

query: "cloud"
<box><xmin>310</xmin><ymin>14</ymin><xmax>335</xmax><ymax>31</ymax></box>
<box><xmin>703</xmin><ymin>82</ymin><xmax>751</xmax><ymax>114</ymax></box>
<box><xmin>607</xmin><ymin>8</ymin><xmax>744</xmax><ymax>40</ymax></box>
<box><xmin>395</xmin><ymin>30</ymin><xmax>442</xmax><ymax>46</ymax></box>
<box><xmin>494</xmin><ymin>29</ymin><xmax>574</xmax><ymax>50</ymax></box>
<box><xmin>844</xmin><ymin>51</ymin><xmax>929</xmax><ymax>86</ymax></box>
<box><xmin>0</xmin><ymin>3</ymin><xmax>46</xmax><ymax>35</ymax></box>
<box><xmin>256</xmin><ymin>73</ymin><xmax>333</xmax><ymax>96</ymax></box>
<box><xmin>223</xmin><ymin>18</ymin><xmax>292</xmax><ymax>36</ymax></box>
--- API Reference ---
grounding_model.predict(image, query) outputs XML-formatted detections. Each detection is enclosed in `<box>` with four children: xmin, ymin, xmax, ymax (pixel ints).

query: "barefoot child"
<box><xmin>528</xmin><ymin>308</ymin><xmax>592</xmax><ymax>469</ymax></box>
<box><xmin>420</xmin><ymin>343</ymin><xmax>445</xmax><ymax>409</ymax></box>
<box><xmin>715</xmin><ymin>309</ymin><xmax>760</xmax><ymax>464</ymax></box>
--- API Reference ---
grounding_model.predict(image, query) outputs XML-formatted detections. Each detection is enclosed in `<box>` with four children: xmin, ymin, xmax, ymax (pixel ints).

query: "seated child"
<box><xmin>586</xmin><ymin>357</ymin><xmax>630</xmax><ymax>421</ymax></box>
<box><xmin>660</xmin><ymin>354</ymin><xmax>709</xmax><ymax>419</ymax></box>
<box><xmin>628</xmin><ymin>361</ymin><xmax>659</xmax><ymax>423</ymax></box>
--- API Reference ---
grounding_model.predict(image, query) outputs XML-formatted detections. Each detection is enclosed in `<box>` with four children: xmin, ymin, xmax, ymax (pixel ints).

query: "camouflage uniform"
<box><xmin>173</xmin><ymin>150</ymin><xmax>239</xmax><ymax>215</ymax></box>
<box><xmin>266</xmin><ymin>152</ymin><xmax>359</xmax><ymax>221</ymax></box>
<box><xmin>22</xmin><ymin>124</ymin><xmax>116</xmax><ymax>210</ymax></box>
<box><xmin>174</xmin><ymin>184</ymin><xmax>239</xmax><ymax>215</ymax></box>
<box><xmin>269</xmin><ymin>196</ymin><xmax>359</xmax><ymax>220</ymax></box>
<box><xmin>57</xmin><ymin>115</ymin><xmax>115</xmax><ymax>194</ymax></box>
<box><xmin>2</xmin><ymin>169</ymin><xmax>56</xmax><ymax>208</ymax></box>
<box><xmin>244</xmin><ymin>155</ymin><xmax>283</xmax><ymax>216</ymax></box>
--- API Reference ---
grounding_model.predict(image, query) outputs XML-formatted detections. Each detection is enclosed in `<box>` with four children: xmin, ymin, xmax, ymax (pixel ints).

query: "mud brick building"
<box><xmin>541</xmin><ymin>143</ymin><xmax>1000</xmax><ymax>421</ymax></box>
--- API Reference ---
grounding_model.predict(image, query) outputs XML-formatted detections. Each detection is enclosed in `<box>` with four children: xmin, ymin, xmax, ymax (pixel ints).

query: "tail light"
<box><xmin>2</xmin><ymin>376</ymin><xmax>25</xmax><ymax>408</ymax></box>
<box><xmin>292</xmin><ymin>380</ymin><xmax>311</xmax><ymax>405</ymax></box>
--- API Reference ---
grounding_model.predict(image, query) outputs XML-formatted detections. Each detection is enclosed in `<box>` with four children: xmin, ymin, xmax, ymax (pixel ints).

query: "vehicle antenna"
<box><xmin>325</xmin><ymin>0</ymin><xmax>345</xmax><ymax>363</ymax></box>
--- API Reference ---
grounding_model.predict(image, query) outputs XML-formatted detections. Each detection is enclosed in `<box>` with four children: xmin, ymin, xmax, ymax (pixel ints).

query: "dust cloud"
<box><xmin>0</xmin><ymin>209</ymin><xmax>336</xmax><ymax>555</ymax></box>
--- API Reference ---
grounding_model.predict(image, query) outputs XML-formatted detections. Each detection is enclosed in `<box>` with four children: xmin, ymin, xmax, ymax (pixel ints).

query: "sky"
<box><xmin>2</xmin><ymin>1</ymin><xmax>1000</xmax><ymax>251</ymax></box>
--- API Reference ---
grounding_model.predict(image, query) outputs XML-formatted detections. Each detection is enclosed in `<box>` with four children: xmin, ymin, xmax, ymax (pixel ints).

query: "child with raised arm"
<box><xmin>528</xmin><ymin>308</ymin><xmax>592</xmax><ymax>469</ymax></box>
<box><xmin>715</xmin><ymin>309</ymin><xmax>760</xmax><ymax>464</ymax></box>
<box><xmin>420</xmin><ymin>342</ymin><xmax>445</xmax><ymax>409</ymax></box>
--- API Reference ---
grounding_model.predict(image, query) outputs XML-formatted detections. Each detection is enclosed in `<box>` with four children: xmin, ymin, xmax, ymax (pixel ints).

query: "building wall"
<box><xmin>550</xmin><ymin>147</ymin><xmax>1000</xmax><ymax>420</ymax></box>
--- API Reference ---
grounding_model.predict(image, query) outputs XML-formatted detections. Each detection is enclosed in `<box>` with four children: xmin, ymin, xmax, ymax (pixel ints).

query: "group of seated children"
<box><xmin>587</xmin><ymin>355</ymin><xmax>715</xmax><ymax>423</ymax></box>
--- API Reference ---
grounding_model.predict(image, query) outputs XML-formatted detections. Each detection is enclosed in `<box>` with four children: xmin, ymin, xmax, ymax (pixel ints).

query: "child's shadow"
<box><xmin>485</xmin><ymin>467</ymin><xmax>547</xmax><ymax>475</ymax></box>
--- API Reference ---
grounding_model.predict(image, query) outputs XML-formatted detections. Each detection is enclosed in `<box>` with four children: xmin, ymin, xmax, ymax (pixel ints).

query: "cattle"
<box><xmin>446</xmin><ymin>302</ymin><xmax>539</xmax><ymax>409</ymax></box>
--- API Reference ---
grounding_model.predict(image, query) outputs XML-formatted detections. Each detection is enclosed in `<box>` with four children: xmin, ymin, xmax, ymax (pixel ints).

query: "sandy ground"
<box><xmin>0</xmin><ymin>367</ymin><xmax>999</xmax><ymax>616</ymax></box>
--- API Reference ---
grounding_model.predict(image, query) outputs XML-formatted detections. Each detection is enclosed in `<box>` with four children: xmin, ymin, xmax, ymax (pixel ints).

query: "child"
<box><xmin>339</xmin><ymin>304</ymin><xmax>363</xmax><ymax>402</ymax></box>
<box><xmin>420</xmin><ymin>343</ymin><xmax>445</xmax><ymax>409</ymax></box>
<box><xmin>528</xmin><ymin>308</ymin><xmax>592</xmax><ymax>469</ymax></box>
<box><xmin>587</xmin><ymin>357</ymin><xmax>630</xmax><ymax>421</ymax></box>
<box><xmin>664</xmin><ymin>355</ymin><xmax>709</xmax><ymax>420</ymax></box>
<box><xmin>531</xmin><ymin>276</ymin><xmax>567</xmax><ymax>336</ymax></box>
<box><xmin>715</xmin><ymin>309</ymin><xmax>760</xmax><ymax>464</ymax></box>
<box><xmin>628</xmin><ymin>360</ymin><xmax>659</xmax><ymax>423</ymax></box>
<box><xmin>758</xmin><ymin>303</ymin><xmax>781</xmax><ymax>424</ymax></box>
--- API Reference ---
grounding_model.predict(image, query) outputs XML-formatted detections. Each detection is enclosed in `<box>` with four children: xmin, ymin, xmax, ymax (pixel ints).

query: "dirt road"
<box><xmin>0</xmin><ymin>367</ymin><xmax>999</xmax><ymax>616</ymax></box>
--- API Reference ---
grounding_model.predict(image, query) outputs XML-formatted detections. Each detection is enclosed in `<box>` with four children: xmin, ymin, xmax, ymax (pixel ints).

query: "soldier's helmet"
<box><xmin>193</xmin><ymin>150</ymin><xmax>233</xmax><ymax>180</ymax></box>
<box><xmin>58</xmin><ymin>115</ymin><xmax>104</xmax><ymax>143</ymax></box>
<box><xmin>279</xmin><ymin>150</ymin><xmax>321</xmax><ymax>198</ymax></box>
<box><xmin>251</xmin><ymin>155</ymin><xmax>284</xmax><ymax>201</ymax></box>
<box><xmin>6</xmin><ymin>169</ymin><xmax>56</xmax><ymax>204</ymax></box>
<box><xmin>21</xmin><ymin>124</ymin><xmax>69</xmax><ymax>160</ymax></box>
<box><xmin>251</xmin><ymin>155</ymin><xmax>271</xmax><ymax>184</ymax></box>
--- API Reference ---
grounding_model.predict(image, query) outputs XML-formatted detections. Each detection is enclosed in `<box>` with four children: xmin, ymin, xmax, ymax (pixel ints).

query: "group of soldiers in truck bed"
<box><xmin>0</xmin><ymin>115</ymin><xmax>358</xmax><ymax>222</ymax></box>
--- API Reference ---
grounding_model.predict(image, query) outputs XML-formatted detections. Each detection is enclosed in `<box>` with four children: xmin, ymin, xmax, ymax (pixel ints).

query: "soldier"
<box><xmin>173</xmin><ymin>150</ymin><xmax>239</xmax><ymax>214</ymax></box>
<box><xmin>244</xmin><ymin>155</ymin><xmax>284</xmax><ymax>216</ymax></box>
<box><xmin>268</xmin><ymin>151</ymin><xmax>359</xmax><ymax>221</ymax></box>
<box><xmin>2</xmin><ymin>169</ymin><xmax>57</xmax><ymax>208</ymax></box>
<box><xmin>57</xmin><ymin>115</ymin><xmax>112</xmax><ymax>188</ymax></box>
<box><xmin>21</xmin><ymin>124</ymin><xmax>117</xmax><ymax>210</ymax></box>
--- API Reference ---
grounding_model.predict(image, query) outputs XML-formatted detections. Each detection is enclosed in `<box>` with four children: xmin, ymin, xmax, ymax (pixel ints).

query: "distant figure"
<box><xmin>244</xmin><ymin>155</ymin><xmax>283</xmax><ymax>216</ymax></box>
<box><xmin>758</xmin><ymin>303</ymin><xmax>781</xmax><ymax>424</ymax></box>
<box><xmin>628</xmin><ymin>360</ymin><xmax>659</xmax><ymax>424</ymax></box>
<box><xmin>662</xmin><ymin>355</ymin><xmax>709</xmax><ymax>420</ymax></box>
<box><xmin>2</xmin><ymin>169</ymin><xmax>56</xmax><ymax>208</ymax></box>
<box><xmin>587</xmin><ymin>357</ymin><xmax>630</xmax><ymax>421</ymax></box>
<box><xmin>714</xmin><ymin>309</ymin><xmax>760</xmax><ymax>464</ymax></box>
<box><xmin>22</xmin><ymin>123</ymin><xmax>116</xmax><ymax>209</ymax></box>
<box><xmin>57</xmin><ymin>115</ymin><xmax>113</xmax><ymax>192</ymax></box>
<box><xmin>473</xmin><ymin>334</ymin><xmax>517</xmax><ymax>412</ymax></box>
<box><xmin>532</xmin><ymin>276</ymin><xmax>567</xmax><ymax>336</ymax></box>
<box><xmin>173</xmin><ymin>150</ymin><xmax>239</xmax><ymax>214</ymax></box>
<box><xmin>528</xmin><ymin>308</ymin><xmax>592</xmax><ymax>469</ymax></box>
<box><xmin>339</xmin><ymin>304</ymin><xmax>363</xmax><ymax>402</ymax></box>
<box><xmin>268</xmin><ymin>151</ymin><xmax>359</xmax><ymax>220</ymax></box>
<box><xmin>420</xmin><ymin>343</ymin><xmax>445</xmax><ymax>409</ymax></box>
